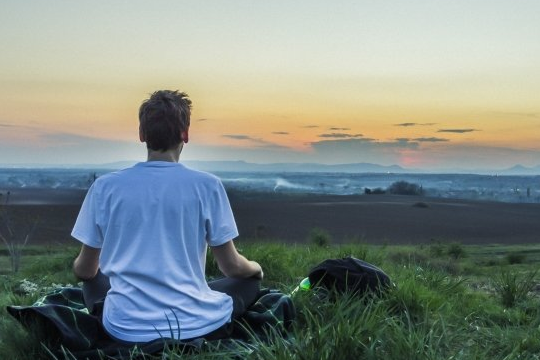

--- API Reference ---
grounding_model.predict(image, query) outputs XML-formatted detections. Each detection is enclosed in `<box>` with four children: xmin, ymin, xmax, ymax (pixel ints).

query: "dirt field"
<box><xmin>2</xmin><ymin>189</ymin><xmax>540</xmax><ymax>246</ymax></box>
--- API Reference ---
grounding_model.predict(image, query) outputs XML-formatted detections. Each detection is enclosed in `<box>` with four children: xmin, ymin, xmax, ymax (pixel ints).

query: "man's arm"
<box><xmin>211</xmin><ymin>241</ymin><xmax>263</xmax><ymax>279</ymax></box>
<box><xmin>73</xmin><ymin>244</ymin><xmax>101</xmax><ymax>280</ymax></box>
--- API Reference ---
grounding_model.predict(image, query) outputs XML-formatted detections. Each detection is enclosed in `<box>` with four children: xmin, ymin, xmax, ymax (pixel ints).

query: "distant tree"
<box><xmin>387</xmin><ymin>181</ymin><xmax>425</xmax><ymax>196</ymax></box>
<box><xmin>364</xmin><ymin>187</ymin><xmax>386</xmax><ymax>195</ymax></box>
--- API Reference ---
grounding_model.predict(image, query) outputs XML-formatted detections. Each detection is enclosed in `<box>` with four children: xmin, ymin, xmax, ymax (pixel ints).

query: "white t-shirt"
<box><xmin>71</xmin><ymin>161</ymin><xmax>237</xmax><ymax>342</ymax></box>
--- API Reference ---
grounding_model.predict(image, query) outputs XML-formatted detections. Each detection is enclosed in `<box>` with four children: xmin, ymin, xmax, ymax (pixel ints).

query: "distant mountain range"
<box><xmin>190</xmin><ymin>162</ymin><xmax>540</xmax><ymax>175</ymax></box>
<box><xmin>2</xmin><ymin>160</ymin><xmax>540</xmax><ymax>175</ymax></box>
<box><xmin>499</xmin><ymin>164</ymin><xmax>540</xmax><ymax>175</ymax></box>
<box><xmin>182</xmin><ymin>161</ymin><xmax>408</xmax><ymax>173</ymax></box>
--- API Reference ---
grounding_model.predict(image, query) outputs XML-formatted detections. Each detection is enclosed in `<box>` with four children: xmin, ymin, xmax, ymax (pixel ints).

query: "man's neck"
<box><xmin>146</xmin><ymin>144</ymin><xmax>183</xmax><ymax>163</ymax></box>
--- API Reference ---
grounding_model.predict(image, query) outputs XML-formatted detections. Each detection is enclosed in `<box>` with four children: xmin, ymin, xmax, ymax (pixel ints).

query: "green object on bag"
<box><xmin>299</xmin><ymin>277</ymin><xmax>311</xmax><ymax>291</ymax></box>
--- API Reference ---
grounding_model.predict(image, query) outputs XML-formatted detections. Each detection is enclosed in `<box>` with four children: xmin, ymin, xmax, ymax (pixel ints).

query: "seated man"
<box><xmin>72</xmin><ymin>90</ymin><xmax>263</xmax><ymax>343</ymax></box>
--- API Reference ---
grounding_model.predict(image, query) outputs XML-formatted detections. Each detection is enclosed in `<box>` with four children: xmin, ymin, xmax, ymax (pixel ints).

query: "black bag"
<box><xmin>308</xmin><ymin>257</ymin><xmax>391</xmax><ymax>296</ymax></box>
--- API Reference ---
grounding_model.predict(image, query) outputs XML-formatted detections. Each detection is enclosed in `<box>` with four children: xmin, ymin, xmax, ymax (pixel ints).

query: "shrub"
<box><xmin>492</xmin><ymin>268</ymin><xmax>538</xmax><ymax>307</ymax></box>
<box><xmin>309</xmin><ymin>228</ymin><xmax>331</xmax><ymax>247</ymax></box>
<box><xmin>447</xmin><ymin>242</ymin><xmax>466</xmax><ymax>260</ymax></box>
<box><xmin>505</xmin><ymin>252</ymin><xmax>526</xmax><ymax>265</ymax></box>
<box><xmin>364</xmin><ymin>187</ymin><xmax>386</xmax><ymax>195</ymax></box>
<box><xmin>428</xmin><ymin>240</ymin><xmax>445</xmax><ymax>257</ymax></box>
<box><xmin>387</xmin><ymin>181</ymin><xmax>425</xmax><ymax>196</ymax></box>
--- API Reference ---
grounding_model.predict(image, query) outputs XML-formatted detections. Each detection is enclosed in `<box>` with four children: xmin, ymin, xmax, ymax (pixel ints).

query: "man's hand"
<box><xmin>248</xmin><ymin>260</ymin><xmax>264</xmax><ymax>280</ymax></box>
<box><xmin>211</xmin><ymin>241</ymin><xmax>264</xmax><ymax>280</ymax></box>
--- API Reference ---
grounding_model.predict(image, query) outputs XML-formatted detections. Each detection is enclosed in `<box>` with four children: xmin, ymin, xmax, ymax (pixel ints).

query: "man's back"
<box><xmin>72</xmin><ymin>161</ymin><xmax>237</xmax><ymax>342</ymax></box>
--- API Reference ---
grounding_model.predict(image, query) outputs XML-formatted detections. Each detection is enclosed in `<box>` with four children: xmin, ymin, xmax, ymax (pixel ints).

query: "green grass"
<box><xmin>1</xmin><ymin>242</ymin><xmax>540</xmax><ymax>359</ymax></box>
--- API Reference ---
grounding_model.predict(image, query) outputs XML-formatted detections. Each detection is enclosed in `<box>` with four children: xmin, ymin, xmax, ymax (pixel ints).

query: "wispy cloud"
<box><xmin>223</xmin><ymin>134</ymin><xmax>254</xmax><ymax>140</ymax></box>
<box><xmin>196</xmin><ymin>118</ymin><xmax>208</xmax><ymax>122</ymax></box>
<box><xmin>391</xmin><ymin>137</ymin><xmax>449</xmax><ymax>144</ymax></box>
<box><xmin>309</xmin><ymin>138</ymin><xmax>419</xmax><ymax>164</ymax></box>
<box><xmin>318</xmin><ymin>133</ymin><xmax>363</xmax><ymax>139</ymax></box>
<box><xmin>222</xmin><ymin>134</ymin><xmax>289</xmax><ymax>149</ymax></box>
<box><xmin>311</xmin><ymin>137</ymin><xmax>376</xmax><ymax>147</ymax></box>
<box><xmin>306</xmin><ymin>136</ymin><xmax>540</xmax><ymax>169</ymax></box>
<box><xmin>329</xmin><ymin>127</ymin><xmax>350</xmax><ymax>131</ymax></box>
<box><xmin>394</xmin><ymin>122</ymin><xmax>436</xmax><ymax>127</ymax></box>
<box><xmin>302</xmin><ymin>125</ymin><xmax>319</xmax><ymax>128</ymax></box>
<box><xmin>413</xmin><ymin>137</ymin><xmax>449</xmax><ymax>142</ymax></box>
<box><xmin>272</xmin><ymin>131</ymin><xmax>289</xmax><ymax>135</ymax></box>
<box><xmin>437</xmin><ymin>129</ymin><xmax>478</xmax><ymax>133</ymax></box>
<box><xmin>311</xmin><ymin>138</ymin><xmax>418</xmax><ymax>148</ymax></box>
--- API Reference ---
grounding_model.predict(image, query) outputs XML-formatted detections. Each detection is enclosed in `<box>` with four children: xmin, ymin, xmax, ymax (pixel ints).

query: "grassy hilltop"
<box><xmin>1</xmin><ymin>241</ymin><xmax>540</xmax><ymax>359</ymax></box>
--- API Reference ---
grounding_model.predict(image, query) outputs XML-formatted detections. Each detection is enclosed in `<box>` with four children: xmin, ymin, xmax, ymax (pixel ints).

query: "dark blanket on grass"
<box><xmin>7</xmin><ymin>287</ymin><xmax>295</xmax><ymax>360</ymax></box>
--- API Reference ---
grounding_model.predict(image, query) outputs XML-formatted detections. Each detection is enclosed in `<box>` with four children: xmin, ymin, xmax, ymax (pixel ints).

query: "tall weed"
<box><xmin>492</xmin><ymin>268</ymin><xmax>538</xmax><ymax>308</ymax></box>
<box><xmin>308</xmin><ymin>227</ymin><xmax>332</xmax><ymax>248</ymax></box>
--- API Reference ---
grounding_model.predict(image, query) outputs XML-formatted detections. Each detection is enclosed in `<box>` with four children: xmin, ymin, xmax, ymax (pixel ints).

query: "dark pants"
<box><xmin>82</xmin><ymin>270</ymin><xmax>261</xmax><ymax>341</ymax></box>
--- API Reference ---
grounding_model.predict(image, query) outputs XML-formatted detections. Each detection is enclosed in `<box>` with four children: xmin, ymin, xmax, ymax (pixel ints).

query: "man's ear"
<box><xmin>139</xmin><ymin>126</ymin><xmax>145</xmax><ymax>143</ymax></box>
<box><xmin>181</xmin><ymin>129</ymin><xmax>189</xmax><ymax>144</ymax></box>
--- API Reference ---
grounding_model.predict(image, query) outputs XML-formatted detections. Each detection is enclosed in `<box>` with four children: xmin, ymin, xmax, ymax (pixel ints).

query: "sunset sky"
<box><xmin>1</xmin><ymin>1</ymin><xmax>539</xmax><ymax>171</ymax></box>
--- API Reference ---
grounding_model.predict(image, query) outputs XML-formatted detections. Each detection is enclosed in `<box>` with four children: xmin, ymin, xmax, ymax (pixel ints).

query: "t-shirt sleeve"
<box><xmin>71</xmin><ymin>183</ymin><xmax>104</xmax><ymax>248</ymax></box>
<box><xmin>205</xmin><ymin>179</ymin><xmax>239</xmax><ymax>247</ymax></box>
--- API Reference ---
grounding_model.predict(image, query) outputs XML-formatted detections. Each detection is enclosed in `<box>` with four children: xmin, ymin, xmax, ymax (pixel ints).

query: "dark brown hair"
<box><xmin>138</xmin><ymin>90</ymin><xmax>192</xmax><ymax>152</ymax></box>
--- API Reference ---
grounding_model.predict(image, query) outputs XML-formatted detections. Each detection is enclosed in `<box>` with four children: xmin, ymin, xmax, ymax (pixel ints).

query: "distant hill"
<box><xmin>1</xmin><ymin>160</ymin><xmax>539</xmax><ymax>175</ymax></box>
<box><xmin>181</xmin><ymin>161</ymin><xmax>408</xmax><ymax>173</ymax></box>
<box><xmin>0</xmin><ymin>160</ymin><xmax>406</xmax><ymax>173</ymax></box>
<box><xmin>498</xmin><ymin>164</ymin><xmax>540</xmax><ymax>175</ymax></box>
<box><xmin>0</xmin><ymin>161</ymin><xmax>137</xmax><ymax>170</ymax></box>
